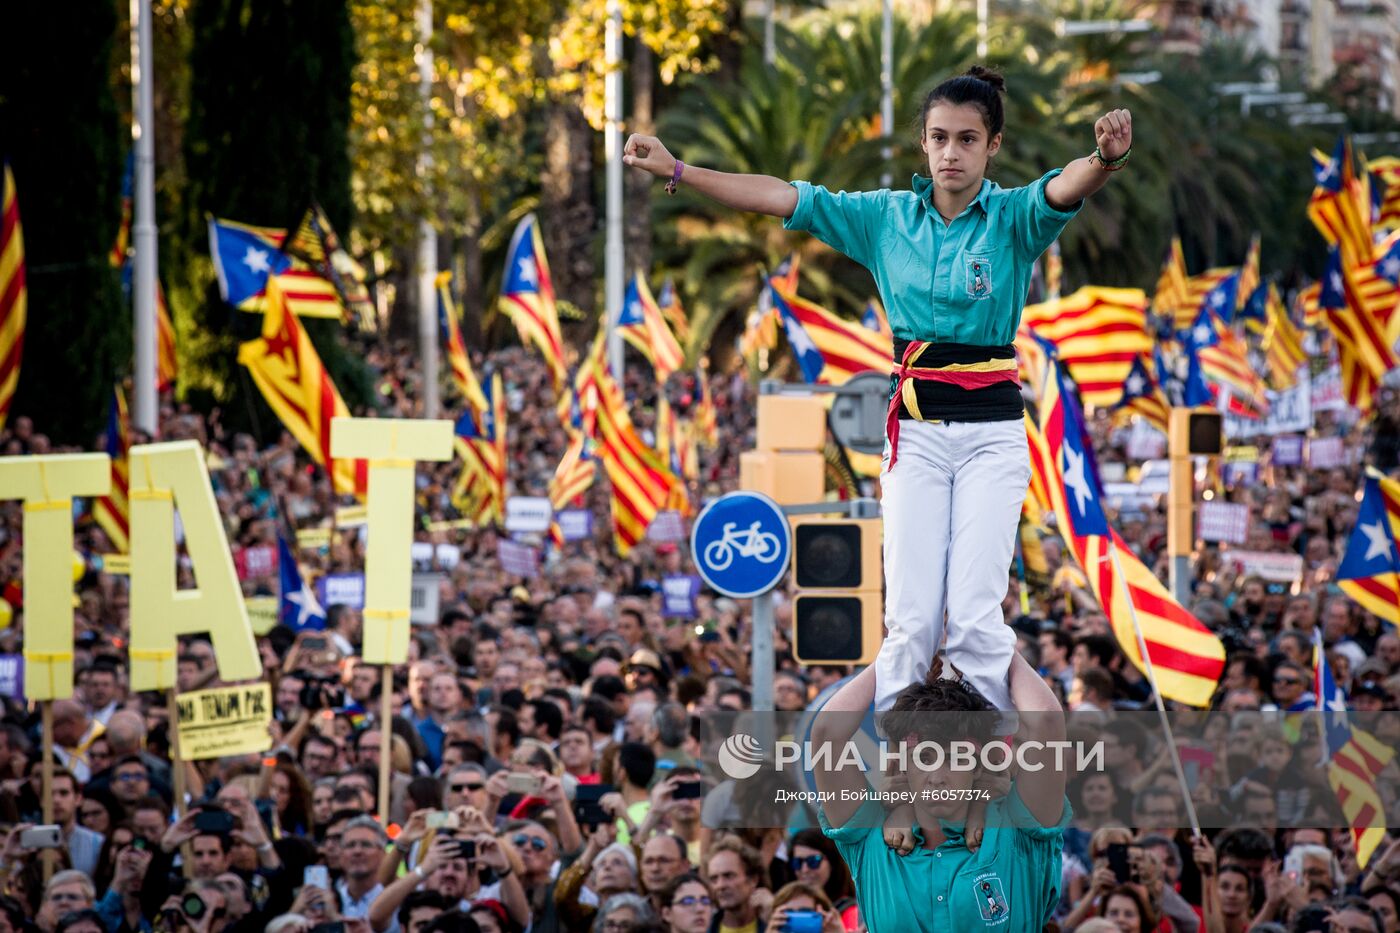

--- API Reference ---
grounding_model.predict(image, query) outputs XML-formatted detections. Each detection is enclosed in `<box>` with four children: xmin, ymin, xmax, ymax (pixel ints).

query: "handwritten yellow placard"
<box><xmin>244</xmin><ymin>596</ymin><xmax>280</xmax><ymax>636</ymax></box>
<box><xmin>175</xmin><ymin>683</ymin><xmax>273</xmax><ymax>760</ymax></box>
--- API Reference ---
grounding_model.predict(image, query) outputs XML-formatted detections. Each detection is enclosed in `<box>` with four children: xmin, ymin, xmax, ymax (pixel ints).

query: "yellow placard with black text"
<box><xmin>175</xmin><ymin>683</ymin><xmax>273</xmax><ymax>761</ymax></box>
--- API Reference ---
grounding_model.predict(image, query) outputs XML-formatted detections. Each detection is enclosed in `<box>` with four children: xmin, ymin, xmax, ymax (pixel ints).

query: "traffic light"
<box><xmin>1169</xmin><ymin>408</ymin><xmax>1223</xmax><ymax>455</ymax></box>
<box><xmin>789</xmin><ymin>516</ymin><xmax>882</xmax><ymax>665</ymax></box>
<box><xmin>739</xmin><ymin>394</ymin><xmax>826</xmax><ymax>505</ymax></box>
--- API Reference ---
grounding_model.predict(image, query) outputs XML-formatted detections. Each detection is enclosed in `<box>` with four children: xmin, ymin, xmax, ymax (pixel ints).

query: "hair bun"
<box><xmin>964</xmin><ymin>65</ymin><xmax>1007</xmax><ymax>94</ymax></box>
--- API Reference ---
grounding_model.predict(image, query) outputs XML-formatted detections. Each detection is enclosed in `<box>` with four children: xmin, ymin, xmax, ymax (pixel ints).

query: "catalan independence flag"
<box><xmin>693</xmin><ymin>365</ymin><xmax>718</xmax><ymax>448</ymax></box>
<box><xmin>769</xmin><ymin>283</ymin><xmax>888</xmax><ymax>385</ymax></box>
<box><xmin>1151</xmin><ymin>236</ymin><xmax>1190</xmax><ymax>322</ymax></box>
<box><xmin>237</xmin><ymin>276</ymin><xmax>368</xmax><ymax>498</ymax></box>
<box><xmin>93</xmin><ymin>387</ymin><xmax>131</xmax><ymax>552</ymax></box>
<box><xmin>656</xmin><ymin>277</ymin><xmax>689</xmax><ymax>345</ymax></box>
<box><xmin>549</xmin><ymin>427</ymin><xmax>596</xmax><ymax>510</ymax></box>
<box><xmin>618</xmin><ymin>273</ymin><xmax>684</xmax><ymax>381</ymax></box>
<box><xmin>1318</xmin><ymin>245</ymin><xmax>1398</xmax><ymax>411</ymax></box>
<box><xmin>1019</xmin><ymin>286</ymin><xmax>1152</xmax><ymax>409</ymax></box>
<box><xmin>1030</xmin><ymin>360</ymin><xmax>1226</xmax><ymax>706</ymax></box>
<box><xmin>1314</xmin><ymin>628</ymin><xmax>1394</xmax><ymax>867</ymax></box>
<box><xmin>1110</xmin><ymin>355</ymin><xmax>1170</xmax><ymax>435</ymax></box>
<box><xmin>861</xmin><ymin>298</ymin><xmax>892</xmax><ymax>340</ymax></box>
<box><xmin>453</xmin><ymin>371</ymin><xmax>507</xmax><ymax>527</ymax></box>
<box><xmin>209</xmin><ymin>217</ymin><xmax>344</xmax><ymax>321</ymax></box>
<box><xmin>1309</xmin><ymin>137</ymin><xmax>1374</xmax><ymax>270</ymax></box>
<box><xmin>438</xmin><ymin>271</ymin><xmax>488</xmax><ymax>413</ymax></box>
<box><xmin>0</xmin><ymin>163</ymin><xmax>26</xmax><ymax>432</ymax></box>
<box><xmin>1262</xmin><ymin>284</ymin><xmax>1306</xmax><ymax>390</ymax></box>
<box><xmin>1235</xmin><ymin>234</ymin><xmax>1261</xmax><ymax>318</ymax></box>
<box><xmin>499</xmin><ymin>214</ymin><xmax>567</xmax><ymax>390</ymax></box>
<box><xmin>1337</xmin><ymin>472</ymin><xmax>1400</xmax><ymax>627</ymax></box>
<box><xmin>1369</xmin><ymin>156</ymin><xmax>1400</xmax><ymax>231</ymax></box>
<box><xmin>582</xmin><ymin>341</ymin><xmax>677</xmax><ymax>555</ymax></box>
<box><xmin>284</xmin><ymin>203</ymin><xmax>375</xmax><ymax>328</ymax></box>
<box><xmin>112</xmin><ymin>157</ymin><xmax>178</xmax><ymax>393</ymax></box>
<box><xmin>1176</xmin><ymin>267</ymin><xmax>1238</xmax><ymax>333</ymax></box>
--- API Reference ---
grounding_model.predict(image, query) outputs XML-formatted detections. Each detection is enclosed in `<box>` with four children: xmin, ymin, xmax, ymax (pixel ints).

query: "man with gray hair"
<box><xmin>651</xmin><ymin>702</ymin><xmax>695</xmax><ymax>772</ymax></box>
<box><xmin>337</xmin><ymin>815</ymin><xmax>388</xmax><ymax>919</ymax></box>
<box><xmin>37</xmin><ymin>871</ymin><xmax>95</xmax><ymax>933</ymax></box>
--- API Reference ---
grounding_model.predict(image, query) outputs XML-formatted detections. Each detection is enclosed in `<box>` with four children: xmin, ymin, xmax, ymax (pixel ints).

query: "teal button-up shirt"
<box><xmin>783</xmin><ymin>171</ymin><xmax>1081</xmax><ymax>347</ymax></box>
<box><xmin>819</xmin><ymin>786</ymin><xmax>1070</xmax><ymax>933</ymax></box>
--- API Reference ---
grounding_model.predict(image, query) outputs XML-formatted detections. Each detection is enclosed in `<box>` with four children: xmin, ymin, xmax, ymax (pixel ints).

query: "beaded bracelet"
<box><xmin>665</xmin><ymin>160</ymin><xmax>685</xmax><ymax>195</ymax></box>
<box><xmin>1091</xmin><ymin>146</ymin><xmax>1131</xmax><ymax>172</ymax></box>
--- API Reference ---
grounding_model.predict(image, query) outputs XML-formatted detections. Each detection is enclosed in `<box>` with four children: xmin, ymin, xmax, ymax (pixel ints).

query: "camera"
<box><xmin>458</xmin><ymin>839</ymin><xmax>477</xmax><ymax>860</ymax></box>
<box><xmin>299</xmin><ymin>676</ymin><xmax>345</xmax><ymax>711</ymax></box>
<box><xmin>782</xmin><ymin>910</ymin><xmax>824</xmax><ymax>933</ymax></box>
<box><xmin>194</xmin><ymin>807</ymin><xmax>236</xmax><ymax>836</ymax></box>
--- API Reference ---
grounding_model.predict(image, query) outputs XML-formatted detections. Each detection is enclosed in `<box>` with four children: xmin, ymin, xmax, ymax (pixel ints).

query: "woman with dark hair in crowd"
<box><xmin>787</xmin><ymin>829</ymin><xmax>856</xmax><ymax>929</ymax></box>
<box><xmin>267</xmin><ymin>756</ymin><xmax>315</xmax><ymax>836</ymax></box>
<box><xmin>92</xmin><ymin>822</ymin><xmax>135</xmax><ymax>901</ymax></box>
<box><xmin>1101</xmin><ymin>883</ymin><xmax>1156</xmax><ymax>933</ymax></box>
<box><xmin>658</xmin><ymin>873</ymin><xmax>713</xmax><ymax>933</ymax></box>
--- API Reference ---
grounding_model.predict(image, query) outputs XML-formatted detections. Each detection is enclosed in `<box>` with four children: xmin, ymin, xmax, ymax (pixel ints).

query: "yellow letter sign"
<box><xmin>330</xmin><ymin>418</ymin><xmax>453</xmax><ymax>664</ymax></box>
<box><xmin>0</xmin><ymin>455</ymin><xmax>109</xmax><ymax>700</ymax></box>
<box><xmin>129</xmin><ymin>441</ymin><xmax>260</xmax><ymax>690</ymax></box>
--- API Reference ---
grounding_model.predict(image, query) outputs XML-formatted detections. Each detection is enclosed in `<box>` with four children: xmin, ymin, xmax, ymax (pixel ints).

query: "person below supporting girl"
<box><xmin>623</xmin><ymin>65</ymin><xmax>1132</xmax><ymax>714</ymax></box>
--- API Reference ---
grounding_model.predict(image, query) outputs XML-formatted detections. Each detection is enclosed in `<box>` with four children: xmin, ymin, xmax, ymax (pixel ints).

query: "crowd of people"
<box><xmin>0</xmin><ymin>338</ymin><xmax>1398</xmax><ymax>933</ymax></box>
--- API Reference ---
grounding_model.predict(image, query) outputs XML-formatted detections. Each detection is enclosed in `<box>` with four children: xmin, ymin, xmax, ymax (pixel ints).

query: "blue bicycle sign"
<box><xmin>690</xmin><ymin>492</ymin><xmax>790</xmax><ymax>598</ymax></box>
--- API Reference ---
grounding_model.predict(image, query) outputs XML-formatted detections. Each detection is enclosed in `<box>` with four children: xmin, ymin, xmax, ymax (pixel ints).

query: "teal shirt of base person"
<box><xmin>818</xmin><ymin>784</ymin><xmax>1071</xmax><ymax>932</ymax></box>
<box><xmin>782</xmin><ymin>171</ymin><xmax>1081</xmax><ymax>346</ymax></box>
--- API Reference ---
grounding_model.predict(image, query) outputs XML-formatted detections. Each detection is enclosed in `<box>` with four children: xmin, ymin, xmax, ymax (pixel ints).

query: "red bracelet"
<box><xmin>665</xmin><ymin>160</ymin><xmax>685</xmax><ymax>195</ymax></box>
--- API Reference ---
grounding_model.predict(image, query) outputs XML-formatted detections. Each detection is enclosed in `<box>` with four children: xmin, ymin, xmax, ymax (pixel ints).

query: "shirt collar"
<box><xmin>911</xmin><ymin>174</ymin><xmax>992</xmax><ymax>216</ymax></box>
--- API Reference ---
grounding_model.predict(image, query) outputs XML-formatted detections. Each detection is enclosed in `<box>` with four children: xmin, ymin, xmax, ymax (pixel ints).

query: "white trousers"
<box><xmin>874</xmin><ymin>418</ymin><xmax>1029</xmax><ymax>713</ymax></box>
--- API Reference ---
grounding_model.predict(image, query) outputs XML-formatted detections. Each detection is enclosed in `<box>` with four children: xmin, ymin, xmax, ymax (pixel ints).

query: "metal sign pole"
<box><xmin>752</xmin><ymin>592</ymin><xmax>774</xmax><ymax>712</ymax></box>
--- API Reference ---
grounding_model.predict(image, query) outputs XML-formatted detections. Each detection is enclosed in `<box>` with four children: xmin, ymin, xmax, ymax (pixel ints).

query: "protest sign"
<box><xmin>175</xmin><ymin>683</ymin><xmax>273</xmax><ymax>761</ymax></box>
<box><xmin>1223</xmin><ymin>550</ymin><xmax>1304</xmax><ymax>584</ymax></box>
<box><xmin>1222</xmin><ymin>446</ymin><xmax>1260</xmax><ymax>487</ymax></box>
<box><xmin>505</xmin><ymin>497</ymin><xmax>554</xmax><ymax>534</ymax></box>
<box><xmin>1308</xmin><ymin>437</ymin><xmax>1346</xmax><ymax>469</ymax></box>
<box><xmin>661</xmin><ymin>575</ymin><xmax>701</xmax><ymax>619</ymax></box>
<box><xmin>244</xmin><ymin>597</ymin><xmax>279</xmax><ymax>636</ymax></box>
<box><xmin>1271</xmin><ymin>435</ymin><xmax>1305</xmax><ymax>467</ymax></box>
<box><xmin>1223</xmin><ymin>374</ymin><xmax>1312</xmax><ymax>438</ymax></box>
<box><xmin>0</xmin><ymin>655</ymin><xmax>23</xmax><ymax>700</ymax></box>
<box><xmin>557</xmin><ymin>509</ymin><xmax>593</xmax><ymax>541</ymax></box>
<box><xmin>498</xmin><ymin>539</ymin><xmax>540</xmax><ymax>579</ymax></box>
<box><xmin>1198</xmin><ymin>501</ymin><xmax>1249</xmax><ymax>545</ymax></box>
<box><xmin>648</xmin><ymin>511</ymin><xmax>687</xmax><ymax>542</ymax></box>
<box><xmin>318</xmin><ymin>573</ymin><xmax>366</xmax><ymax>610</ymax></box>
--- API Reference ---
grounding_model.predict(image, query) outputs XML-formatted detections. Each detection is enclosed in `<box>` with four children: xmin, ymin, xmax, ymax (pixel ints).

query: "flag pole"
<box><xmin>416</xmin><ymin>0</ymin><xmax>440</xmax><ymax>420</ymax></box>
<box><xmin>1105</xmin><ymin>540</ymin><xmax>1202</xmax><ymax>837</ymax></box>
<box><xmin>604</xmin><ymin>0</ymin><xmax>625</xmax><ymax>379</ymax></box>
<box><xmin>130</xmin><ymin>0</ymin><xmax>158</xmax><ymax>434</ymax></box>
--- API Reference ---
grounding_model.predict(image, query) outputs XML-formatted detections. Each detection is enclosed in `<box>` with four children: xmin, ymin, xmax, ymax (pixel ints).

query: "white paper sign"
<box><xmin>505</xmin><ymin>496</ymin><xmax>554</xmax><ymax>534</ymax></box>
<box><xmin>1307</xmin><ymin>436</ymin><xmax>1346</xmax><ymax>469</ymax></box>
<box><xmin>1223</xmin><ymin>374</ymin><xmax>1312</xmax><ymax>438</ymax></box>
<box><xmin>1224</xmin><ymin>550</ymin><xmax>1304</xmax><ymax>583</ymax></box>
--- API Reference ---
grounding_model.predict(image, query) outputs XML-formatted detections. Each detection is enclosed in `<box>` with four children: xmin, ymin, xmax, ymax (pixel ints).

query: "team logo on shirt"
<box><xmin>966</xmin><ymin>257</ymin><xmax>993</xmax><ymax>300</ymax></box>
<box><xmin>972</xmin><ymin>873</ymin><xmax>1009</xmax><ymax>925</ymax></box>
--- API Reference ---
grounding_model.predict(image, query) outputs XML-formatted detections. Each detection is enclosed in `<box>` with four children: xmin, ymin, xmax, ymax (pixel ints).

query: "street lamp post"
<box><xmin>605</xmin><ymin>0</ymin><xmax>625</xmax><ymax>378</ymax></box>
<box><xmin>880</xmin><ymin>0</ymin><xmax>893</xmax><ymax>188</ymax></box>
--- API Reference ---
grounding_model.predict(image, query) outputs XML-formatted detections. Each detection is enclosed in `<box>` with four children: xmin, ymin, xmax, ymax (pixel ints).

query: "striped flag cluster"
<box><xmin>1151</xmin><ymin>236</ymin><xmax>1190</xmax><ymax>322</ymax></box>
<box><xmin>0</xmin><ymin>163</ymin><xmax>26</xmax><ymax>431</ymax></box>
<box><xmin>618</xmin><ymin>272</ymin><xmax>684</xmax><ymax>381</ymax></box>
<box><xmin>578</xmin><ymin>338</ymin><xmax>678</xmax><ymax>556</ymax></box>
<box><xmin>1309</xmin><ymin>137</ymin><xmax>1374</xmax><ymax>269</ymax></box>
<box><xmin>93</xmin><ymin>387</ymin><xmax>131</xmax><ymax>552</ymax></box>
<box><xmin>236</xmin><ymin>276</ymin><xmax>368</xmax><ymax>498</ymax></box>
<box><xmin>284</xmin><ymin>203</ymin><xmax>375</xmax><ymax>329</ymax></box>
<box><xmin>498</xmin><ymin>214</ymin><xmax>567</xmax><ymax>390</ymax></box>
<box><xmin>438</xmin><ymin>272</ymin><xmax>489</xmax><ymax>413</ymax></box>
<box><xmin>1337</xmin><ymin>471</ymin><xmax>1400</xmax><ymax>626</ymax></box>
<box><xmin>1110</xmin><ymin>355</ymin><xmax>1170</xmax><ymax>435</ymax></box>
<box><xmin>768</xmin><ymin>282</ymin><xmax>887</xmax><ymax>385</ymax></box>
<box><xmin>1019</xmin><ymin>286</ymin><xmax>1152</xmax><ymax>409</ymax></box>
<box><xmin>1370</xmin><ymin>156</ymin><xmax>1400</xmax><ymax>230</ymax></box>
<box><xmin>1314</xmin><ymin>630</ymin><xmax>1394</xmax><ymax>867</ymax></box>
<box><xmin>1028</xmin><ymin>360</ymin><xmax>1226</xmax><ymax>706</ymax></box>
<box><xmin>656</xmin><ymin>278</ymin><xmax>689</xmax><ymax>345</ymax></box>
<box><xmin>1176</xmin><ymin>268</ymin><xmax>1238</xmax><ymax>333</ymax></box>
<box><xmin>453</xmin><ymin>371</ymin><xmax>507</xmax><ymax>527</ymax></box>
<box><xmin>1317</xmin><ymin>244</ymin><xmax>1399</xmax><ymax>411</ymax></box>
<box><xmin>1190</xmin><ymin>282</ymin><xmax>1270</xmax><ymax>419</ymax></box>
<box><xmin>208</xmin><ymin>218</ymin><xmax>345</xmax><ymax>321</ymax></box>
<box><xmin>739</xmin><ymin>253</ymin><xmax>797</xmax><ymax>361</ymax></box>
<box><xmin>1262</xmin><ymin>284</ymin><xmax>1306</xmax><ymax>389</ymax></box>
<box><xmin>693</xmin><ymin>366</ymin><xmax>718</xmax><ymax>448</ymax></box>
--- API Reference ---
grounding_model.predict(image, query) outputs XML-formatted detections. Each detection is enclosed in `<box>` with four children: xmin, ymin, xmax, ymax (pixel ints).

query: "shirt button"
<box><xmin>938</xmin><ymin>896</ymin><xmax>944</xmax><ymax>901</ymax></box>
<box><xmin>935</xmin><ymin>851</ymin><xmax>942</xmax><ymax>858</ymax></box>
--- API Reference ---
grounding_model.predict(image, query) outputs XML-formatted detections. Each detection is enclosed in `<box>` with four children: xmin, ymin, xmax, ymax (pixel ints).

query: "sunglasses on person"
<box><xmin>790</xmin><ymin>854</ymin><xmax>824</xmax><ymax>870</ymax></box>
<box><xmin>1274</xmin><ymin>676</ymin><xmax>1303</xmax><ymax>686</ymax></box>
<box><xmin>673</xmin><ymin>895</ymin><xmax>712</xmax><ymax>908</ymax></box>
<box><xmin>451</xmin><ymin>781</ymin><xmax>484</xmax><ymax>793</ymax></box>
<box><xmin>512</xmin><ymin>834</ymin><xmax>549</xmax><ymax>852</ymax></box>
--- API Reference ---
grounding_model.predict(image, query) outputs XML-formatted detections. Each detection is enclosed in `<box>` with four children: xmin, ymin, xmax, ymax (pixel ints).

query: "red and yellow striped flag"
<box><xmin>1369</xmin><ymin>156</ymin><xmax>1400</xmax><ymax>231</ymax></box>
<box><xmin>438</xmin><ymin>271</ymin><xmax>489</xmax><ymax>413</ymax></box>
<box><xmin>771</xmin><ymin>285</ymin><xmax>888</xmax><ymax>384</ymax></box>
<box><xmin>549</xmin><ymin>429</ymin><xmax>596</xmax><ymax>509</ymax></box>
<box><xmin>584</xmin><ymin>347</ymin><xmax>678</xmax><ymax>556</ymax></box>
<box><xmin>618</xmin><ymin>272</ymin><xmax>685</xmax><ymax>381</ymax></box>
<box><xmin>453</xmin><ymin>371</ymin><xmax>507</xmax><ymax>527</ymax></box>
<box><xmin>1319</xmin><ymin>246</ymin><xmax>1399</xmax><ymax>412</ymax></box>
<box><xmin>1336</xmin><ymin>471</ymin><xmax>1400</xmax><ymax>626</ymax></box>
<box><xmin>93</xmin><ymin>387</ymin><xmax>131</xmax><ymax>552</ymax></box>
<box><xmin>237</xmin><ymin>276</ymin><xmax>368</xmax><ymax>498</ymax></box>
<box><xmin>1019</xmin><ymin>286</ymin><xmax>1152</xmax><ymax>409</ymax></box>
<box><xmin>156</xmin><ymin>288</ymin><xmax>178</xmax><ymax>392</ymax></box>
<box><xmin>1030</xmin><ymin>364</ymin><xmax>1226</xmax><ymax>706</ymax></box>
<box><xmin>1262</xmin><ymin>284</ymin><xmax>1306</xmax><ymax>390</ymax></box>
<box><xmin>657</xmin><ymin>277</ymin><xmax>689</xmax><ymax>345</ymax></box>
<box><xmin>1176</xmin><ymin>267</ymin><xmax>1237</xmax><ymax>333</ymax></box>
<box><xmin>0</xmin><ymin>163</ymin><xmax>26</xmax><ymax>431</ymax></box>
<box><xmin>694</xmin><ymin>366</ymin><xmax>718</xmax><ymax>447</ymax></box>
<box><xmin>1309</xmin><ymin>137</ymin><xmax>1374</xmax><ymax>270</ymax></box>
<box><xmin>1236</xmin><ymin>234</ymin><xmax>1261</xmax><ymax>313</ymax></box>
<box><xmin>499</xmin><ymin>214</ymin><xmax>567</xmax><ymax>390</ymax></box>
<box><xmin>1151</xmin><ymin>236</ymin><xmax>1189</xmax><ymax>322</ymax></box>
